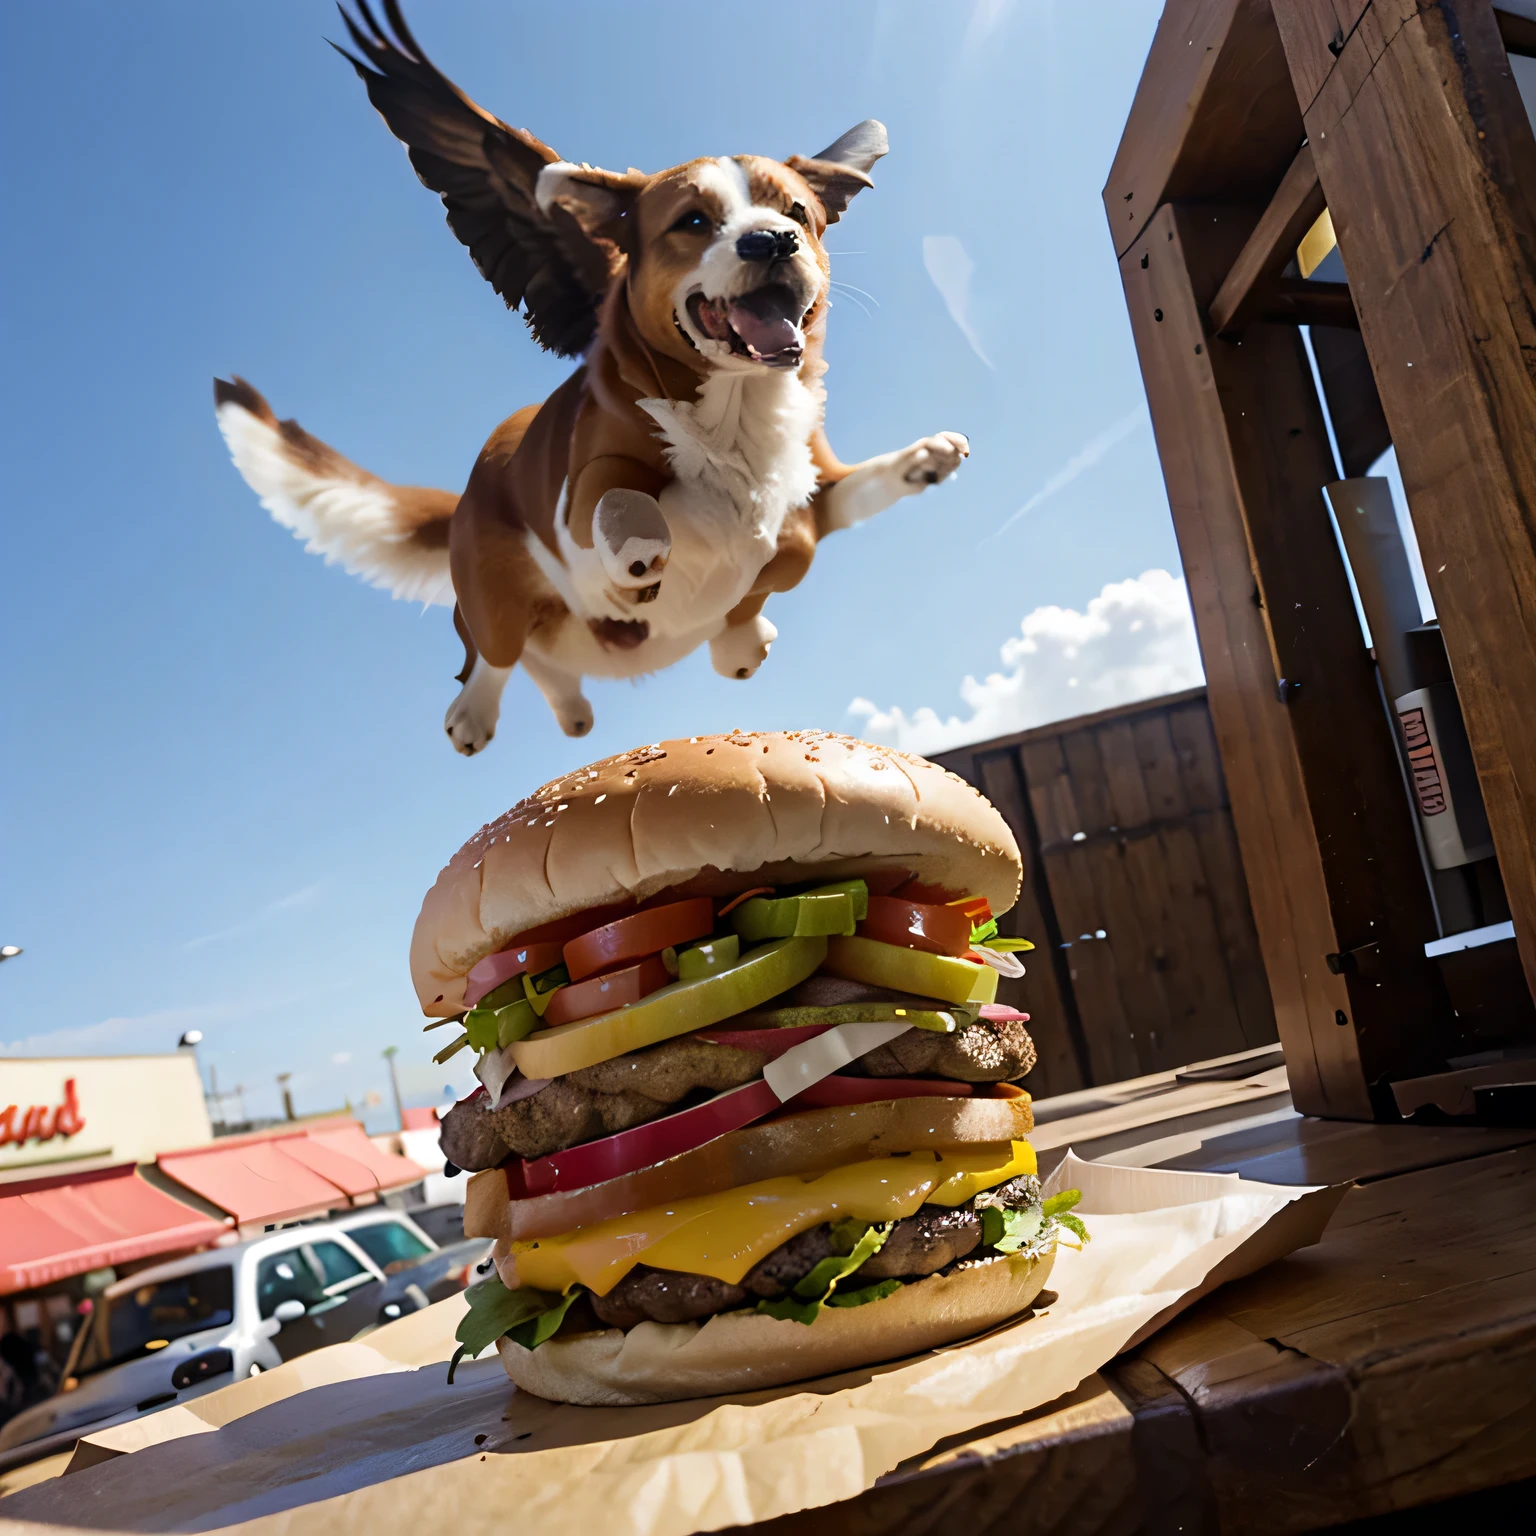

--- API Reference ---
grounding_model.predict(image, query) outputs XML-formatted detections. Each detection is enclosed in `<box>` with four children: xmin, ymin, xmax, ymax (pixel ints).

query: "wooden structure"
<box><xmin>934</xmin><ymin>690</ymin><xmax>1276</xmax><ymax>1100</ymax></box>
<box><xmin>1104</xmin><ymin>0</ymin><xmax>1536</xmax><ymax>1120</ymax></box>
<box><xmin>740</xmin><ymin>1049</ymin><xmax>1536</xmax><ymax>1535</ymax></box>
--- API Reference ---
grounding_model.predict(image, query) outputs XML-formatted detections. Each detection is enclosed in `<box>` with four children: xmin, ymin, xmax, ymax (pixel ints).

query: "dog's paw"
<box><xmin>711</xmin><ymin>614</ymin><xmax>778</xmax><ymax>681</ymax></box>
<box><xmin>594</xmin><ymin>488</ymin><xmax>670</xmax><ymax>591</ymax></box>
<box><xmin>897</xmin><ymin>432</ymin><xmax>969</xmax><ymax>488</ymax></box>
<box><xmin>553</xmin><ymin>697</ymin><xmax>594</xmax><ymax>738</ymax></box>
<box><xmin>444</xmin><ymin>688</ymin><xmax>499</xmax><ymax>756</ymax></box>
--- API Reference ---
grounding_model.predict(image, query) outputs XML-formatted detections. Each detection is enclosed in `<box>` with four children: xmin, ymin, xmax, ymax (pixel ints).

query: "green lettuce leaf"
<box><xmin>979</xmin><ymin>1203</ymin><xmax>1044</xmax><ymax>1253</ymax></box>
<box><xmin>758</xmin><ymin>1222</ymin><xmax>892</xmax><ymax>1325</ymax></box>
<box><xmin>507</xmin><ymin>1288</ymin><xmax>581</xmax><ymax>1349</ymax></box>
<box><xmin>827</xmin><ymin>1278</ymin><xmax>904</xmax><ymax>1309</ymax></box>
<box><xmin>976</xmin><ymin>1188</ymin><xmax>1089</xmax><ymax>1255</ymax></box>
<box><xmin>448</xmin><ymin>1276</ymin><xmax>571</xmax><ymax>1381</ymax></box>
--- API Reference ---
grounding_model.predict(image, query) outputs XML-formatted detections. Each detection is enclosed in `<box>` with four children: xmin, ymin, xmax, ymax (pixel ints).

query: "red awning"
<box><xmin>157</xmin><ymin>1121</ymin><xmax>425</xmax><ymax>1227</ymax></box>
<box><xmin>0</xmin><ymin>1165</ymin><xmax>229</xmax><ymax>1296</ymax></box>
<box><xmin>304</xmin><ymin>1122</ymin><xmax>424</xmax><ymax>1190</ymax></box>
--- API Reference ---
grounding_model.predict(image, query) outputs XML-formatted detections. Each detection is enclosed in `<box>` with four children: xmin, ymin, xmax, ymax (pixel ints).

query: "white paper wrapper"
<box><xmin>7</xmin><ymin>1154</ymin><xmax>1348</xmax><ymax>1536</ymax></box>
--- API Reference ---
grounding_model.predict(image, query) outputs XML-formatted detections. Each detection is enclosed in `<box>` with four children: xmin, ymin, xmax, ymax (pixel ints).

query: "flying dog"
<box><xmin>215</xmin><ymin>1</ymin><xmax>968</xmax><ymax>753</ymax></box>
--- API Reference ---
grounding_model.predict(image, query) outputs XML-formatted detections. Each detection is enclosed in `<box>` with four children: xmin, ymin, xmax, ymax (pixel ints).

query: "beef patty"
<box><xmin>441</xmin><ymin>1011</ymin><xmax>1036</xmax><ymax>1172</ymax></box>
<box><xmin>588</xmin><ymin>1175</ymin><xmax>1041</xmax><ymax>1330</ymax></box>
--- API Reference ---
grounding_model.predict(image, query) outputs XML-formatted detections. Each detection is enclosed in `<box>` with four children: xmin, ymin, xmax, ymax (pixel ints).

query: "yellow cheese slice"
<box><xmin>927</xmin><ymin>1139</ymin><xmax>1036</xmax><ymax>1205</ymax></box>
<box><xmin>509</xmin><ymin>1141</ymin><xmax>1035</xmax><ymax>1296</ymax></box>
<box><xmin>824</xmin><ymin>935</ymin><xmax>999</xmax><ymax>1006</ymax></box>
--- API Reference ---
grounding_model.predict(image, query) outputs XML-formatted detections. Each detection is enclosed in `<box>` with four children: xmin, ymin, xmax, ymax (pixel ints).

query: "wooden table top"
<box><xmin>738</xmin><ymin>1047</ymin><xmax>1536</xmax><ymax>1535</ymax></box>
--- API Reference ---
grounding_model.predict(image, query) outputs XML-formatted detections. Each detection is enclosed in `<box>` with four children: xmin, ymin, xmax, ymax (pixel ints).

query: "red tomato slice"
<box><xmin>789</xmin><ymin>1076</ymin><xmax>974</xmax><ymax>1107</ymax></box>
<box><xmin>542</xmin><ymin>953</ymin><xmax>672</xmax><ymax>1027</ymax></box>
<box><xmin>464</xmin><ymin>941</ymin><xmax>567</xmax><ymax>1008</ymax></box>
<box><xmin>503</xmin><ymin>907</ymin><xmax>631</xmax><ymax>947</ymax></box>
<box><xmin>893</xmin><ymin>879</ymin><xmax>960</xmax><ymax>906</ymax></box>
<box><xmin>505</xmin><ymin>1079</ymin><xmax>780</xmax><ymax>1197</ymax></box>
<box><xmin>693</xmin><ymin>1023</ymin><xmax>835</xmax><ymax>1057</ymax></box>
<box><xmin>858</xmin><ymin>895</ymin><xmax>974</xmax><ymax>957</ymax></box>
<box><xmin>562</xmin><ymin>897</ymin><xmax>715</xmax><ymax>982</ymax></box>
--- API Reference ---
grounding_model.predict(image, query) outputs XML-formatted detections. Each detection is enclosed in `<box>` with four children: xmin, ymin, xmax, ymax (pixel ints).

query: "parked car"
<box><xmin>330</xmin><ymin>1208</ymin><xmax>491</xmax><ymax>1320</ymax></box>
<box><xmin>0</xmin><ymin>1222</ymin><xmax>388</xmax><ymax>1467</ymax></box>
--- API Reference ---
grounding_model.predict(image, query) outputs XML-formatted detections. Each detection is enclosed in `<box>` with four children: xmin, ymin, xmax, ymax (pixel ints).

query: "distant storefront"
<box><xmin>1</xmin><ymin>1055</ymin><xmax>212</xmax><ymax>1182</ymax></box>
<box><xmin>0</xmin><ymin>1055</ymin><xmax>424</xmax><ymax>1383</ymax></box>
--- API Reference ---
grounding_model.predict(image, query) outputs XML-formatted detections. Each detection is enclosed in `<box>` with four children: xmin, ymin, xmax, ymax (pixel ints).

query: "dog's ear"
<box><xmin>786</xmin><ymin>119</ymin><xmax>889</xmax><ymax>223</ymax></box>
<box><xmin>536</xmin><ymin>162</ymin><xmax>648</xmax><ymax>243</ymax></box>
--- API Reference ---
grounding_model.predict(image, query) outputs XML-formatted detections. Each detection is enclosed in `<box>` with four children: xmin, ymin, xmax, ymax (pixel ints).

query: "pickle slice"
<box><xmin>823</xmin><ymin>935</ymin><xmax>999</xmax><ymax>1006</ymax></box>
<box><xmin>509</xmin><ymin>936</ymin><xmax>828</xmax><ymax>1079</ymax></box>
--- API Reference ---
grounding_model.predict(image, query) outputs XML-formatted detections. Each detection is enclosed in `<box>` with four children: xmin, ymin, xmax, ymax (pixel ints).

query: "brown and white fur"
<box><xmin>216</xmin><ymin>130</ymin><xmax>966</xmax><ymax>753</ymax></box>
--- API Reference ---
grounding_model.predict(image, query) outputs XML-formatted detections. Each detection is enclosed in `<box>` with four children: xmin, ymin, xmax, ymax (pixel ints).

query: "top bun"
<box><xmin>411</xmin><ymin>731</ymin><xmax>1022</xmax><ymax>1016</ymax></box>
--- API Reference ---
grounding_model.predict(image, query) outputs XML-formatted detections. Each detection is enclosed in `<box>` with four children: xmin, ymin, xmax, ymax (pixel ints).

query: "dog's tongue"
<box><xmin>727</xmin><ymin>285</ymin><xmax>802</xmax><ymax>359</ymax></box>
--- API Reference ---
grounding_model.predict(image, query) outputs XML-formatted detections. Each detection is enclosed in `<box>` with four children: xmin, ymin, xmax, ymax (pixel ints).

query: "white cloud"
<box><xmin>987</xmin><ymin>408</ymin><xmax>1146</xmax><ymax>542</ymax></box>
<box><xmin>0</xmin><ymin>1004</ymin><xmax>239</xmax><ymax>1058</ymax></box>
<box><xmin>181</xmin><ymin>882</ymin><xmax>324</xmax><ymax>952</ymax></box>
<box><xmin>961</xmin><ymin>0</ymin><xmax>1015</xmax><ymax>60</ymax></box>
<box><xmin>922</xmin><ymin>236</ymin><xmax>992</xmax><ymax>367</ymax></box>
<box><xmin>331</xmin><ymin>1051</ymin><xmax>352</xmax><ymax>1066</ymax></box>
<box><xmin>848</xmin><ymin>569</ymin><xmax>1204</xmax><ymax>755</ymax></box>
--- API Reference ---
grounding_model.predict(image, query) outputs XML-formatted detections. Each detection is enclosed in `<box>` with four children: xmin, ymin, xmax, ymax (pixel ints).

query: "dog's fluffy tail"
<box><xmin>213</xmin><ymin>377</ymin><xmax>457</xmax><ymax>606</ymax></box>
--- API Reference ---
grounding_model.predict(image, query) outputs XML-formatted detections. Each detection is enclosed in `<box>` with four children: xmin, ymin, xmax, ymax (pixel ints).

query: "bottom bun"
<box><xmin>495</xmin><ymin>1248</ymin><xmax>1055</xmax><ymax>1406</ymax></box>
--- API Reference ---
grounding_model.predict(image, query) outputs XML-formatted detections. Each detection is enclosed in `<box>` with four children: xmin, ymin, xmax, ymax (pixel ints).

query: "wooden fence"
<box><xmin>933</xmin><ymin>688</ymin><xmax>1277</xmax><ymax>1099</ymax></box>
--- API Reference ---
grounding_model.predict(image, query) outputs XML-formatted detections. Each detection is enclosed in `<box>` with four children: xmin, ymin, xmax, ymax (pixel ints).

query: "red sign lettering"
<box><xmin>0</xmin><ymin>1079</ymin><xmax>86</xmax><ymax>1147</ymax></box>
<box><xmin>1398</xmin><ymin>708</ymin><xmax>1447</xmax><ymax>816</ymax></box>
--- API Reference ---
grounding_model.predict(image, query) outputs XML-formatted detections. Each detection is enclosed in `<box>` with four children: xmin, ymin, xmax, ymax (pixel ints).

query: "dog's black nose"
<box><xmin>736</xmin><ymin>228</ymin><xmax>799</xmax><ymax>263</ymax></box>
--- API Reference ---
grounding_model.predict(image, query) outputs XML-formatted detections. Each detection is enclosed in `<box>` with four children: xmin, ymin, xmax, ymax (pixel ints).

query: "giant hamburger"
<box><xmin>415</xmin><ymin>731</ymin><xmax>1085</xmax><ymax>1405</ymax></box>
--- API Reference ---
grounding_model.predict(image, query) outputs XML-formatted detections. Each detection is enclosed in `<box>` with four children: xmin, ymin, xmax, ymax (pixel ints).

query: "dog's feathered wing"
<box><xmin>214</xmin><ymin>377</ymin><xmax>456</xmax><ymax>606</ymax></box>
<box><xmin>336</xmin><ymin>0</ymin><xmax>620</xmax><ymax>358</ymax></box>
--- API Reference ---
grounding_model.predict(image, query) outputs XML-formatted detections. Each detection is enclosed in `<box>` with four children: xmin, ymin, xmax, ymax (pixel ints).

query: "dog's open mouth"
<box><xmin>685</xmin><ymin>285</ymin><xmax>806</xmax><ymax>368</ymax></box>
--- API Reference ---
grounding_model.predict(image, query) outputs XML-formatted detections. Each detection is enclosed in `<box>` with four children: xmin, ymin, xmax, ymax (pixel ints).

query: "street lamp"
<box><xmin>178</xmin><ymin>1031</ymin><xmax>212</xmax><ymax>1117</ymax></box>
<box><xmin>382</xmin><ymin>1046</ymin><xmax>405</xmax><ymax>1133</ymax></box>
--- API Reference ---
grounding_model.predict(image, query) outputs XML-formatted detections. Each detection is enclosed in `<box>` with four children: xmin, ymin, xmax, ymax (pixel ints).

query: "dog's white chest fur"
<box><xmin>536</xmin><ymin>370</ymin><xmax>820</xmax><ymax>674</ymax></box>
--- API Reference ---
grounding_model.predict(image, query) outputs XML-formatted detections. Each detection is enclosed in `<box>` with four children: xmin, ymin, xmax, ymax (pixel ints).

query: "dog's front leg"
<box><xmin>816</xmin><ymin>432</ymin><xmax>970</xmax><ymax>534</ymax></box>
<box><xmin>569</xmin><ymin>457</ymin><xmax>672</xmax><ymax>602</ymax></box>
<box><xmin>444</xmin><ymin>655</ymin><xmax>514</xmax><ymax>756</ymax></box>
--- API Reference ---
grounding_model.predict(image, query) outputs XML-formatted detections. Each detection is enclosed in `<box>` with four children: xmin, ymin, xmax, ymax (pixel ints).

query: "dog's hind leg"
<box><xmin>710</xmin><ymin>601</ymin><xmax>778</xmax><ymax>681</ymax></box>
<box><xmin>444</xmin><ymin>654</ymin><xmax>514</xmax><ymax>756</ymax></box>
<box><xmin>710</xmin><ymin>504</ymin><xmax>814</xmax><ymax>680</ymax></box>
<box><xmin>520</xmin><ymin>651</ymin><xmax>593</xmax><ymax>739</ymax></box>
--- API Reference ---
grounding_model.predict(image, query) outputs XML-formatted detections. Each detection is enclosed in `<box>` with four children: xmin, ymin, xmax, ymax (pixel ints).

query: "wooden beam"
<box><xmin>1209</xmin><ymin>143</ymin><xmax>1326</xmax><ymax>333</ymax></box>
<box><xmin>1309</xmin><ymin>324</ymin><xmax>1392</xmax><ymax>478</ymax></box>
<box><xmin>931</xmin><ymin>741</ymin><xmax>1090</xmax><ymax>1101</ymax></box>
<box><xmin>1498</xmin><ymin>7</ymin><xmax>1536</xmax><ymax>59</ymax></box>
<box><xmin>1271</xmin><ymin>0</ymin><xmax>1536</xmax><ymax>1002</ymax></box>
<box><xmin>1258</xmin><ymin>277</ymin><xmax>1357</xmax><ymax>328</ymax></box>
<box><xmin>1116</xmin><ymin>201</ymin><xmax>1444</xmax><ymax>1119</ymax></box>
<box><xmin>1103</xmin><ymin>0</ymin><xmax>1305</xmax><ymax>258</ymax></box>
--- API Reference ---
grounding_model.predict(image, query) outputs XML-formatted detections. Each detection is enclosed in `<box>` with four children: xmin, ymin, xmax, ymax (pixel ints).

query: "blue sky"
<box><xmin>0</xmin><ymin>0</ymin><xmax>1180</xmax><ymax>1125</ymax></box>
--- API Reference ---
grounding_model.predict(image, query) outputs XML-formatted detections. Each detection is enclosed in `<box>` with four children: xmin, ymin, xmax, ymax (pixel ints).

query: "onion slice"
<box><xmin>969</xmin><ymin>946</ymin><xmax>1027</xmax><ymax>979</ymax></box>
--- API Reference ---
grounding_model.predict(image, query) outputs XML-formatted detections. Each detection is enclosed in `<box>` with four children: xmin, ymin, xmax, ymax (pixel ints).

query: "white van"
<box><xmin>0</xmin><ymin>1222</ymin><xmax>388</xmax><ymax>1466</ymax></box>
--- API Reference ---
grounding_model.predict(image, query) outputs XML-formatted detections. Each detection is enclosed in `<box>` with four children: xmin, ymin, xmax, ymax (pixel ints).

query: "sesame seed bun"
<box><xmin>411</xmin><ymin>731</ymin><xmax>1023</xmax><ymax>1017</ymax></box>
